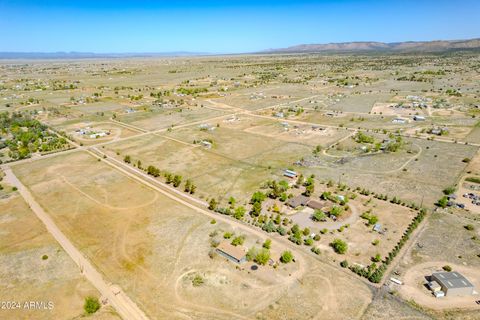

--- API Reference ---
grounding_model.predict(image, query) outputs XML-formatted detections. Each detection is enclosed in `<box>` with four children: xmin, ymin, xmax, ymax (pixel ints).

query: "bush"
<box><xmin>83</xmin><ymin>296</ymin><xmax>100</xmax><ymax>314</ymax></box>
<box><xmin>41</xmin><ymin>254</ymin><xmax>48</xmax><ymax>260</ymax></box>
<box><xmin>304</xmin><ymin>238</ymin><xmax>314</xmax><ymax>246</ymax></box>
<box><xmin>192</xmin><ymin>274</ymin><xmax>204</xmax><ymax>287</ymax></box>
<box><xmin>436</xmin><ymin>196</ymin><xmax>448</xmax><ymax>208</ymax></box>
<box><xmin>331</xmin><ymin>239</ymin><xmax>348</xmax><ymax>254</ymax></box>
<box><xmin>263</xmin><ymin>239</ymin><xmax>271</xmax><ymax>249</ymax></box>
<box><xmin>465</xmin><ymin>224</ymin><xmax>475</xmax><ymax>231</ymax></box>
<box><xmin>231</xmin><ymin>236</ymin><xmax>245</xmax><ymax>246</ymax></box>
<box><xmin>442</xmin><ymin>265</ymin><xmax>452</xmax><ymax>272</ymax></box>
<box><xmin>442</xmin><ymin>186</ymin><xmax>456</xmax><ymax>195</ymax></box>
<box><xmin>465</xmin><ymin>176</ymin><xmax>480</xmax><ymax>184</ymax></box>
<box><xmin>280</xmin><ymin>251</ymin><xmax>294</xmax><ymax>263</ymax></box>
<box><xmin>340</xmin><ymin>260</ymin><xmax>349</xmax><ymax>268</ymax></box>
<box><xmin>255</xmin><ymin>249</ymin><xmax>271</xmax><ymax>265</ymax></box>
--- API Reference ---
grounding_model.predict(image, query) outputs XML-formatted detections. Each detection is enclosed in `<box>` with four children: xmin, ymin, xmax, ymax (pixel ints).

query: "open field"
<box><xmin>1</xmin><ymin>52</ymin><xmax>480</xmax><ymax>318</ymax></box>
<box><xmin>115</xmin><ymin>106</ymin><xmax>228</xmax><ymax>131</ymax></box>
<box><xmin>11</xmin><ymin>151</ymin><xmax>373</xmax><ymax>319</ymax></box>
<box><xmin>0</xmin><ymin>193</ymin><xmax>119</xmax><ymax>320</ymax></box>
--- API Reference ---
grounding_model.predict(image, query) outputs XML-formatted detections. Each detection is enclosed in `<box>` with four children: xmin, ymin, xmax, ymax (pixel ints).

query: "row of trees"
<box><xmin>348</xmin><ymin>208</ymin><xmax>427</xmax><ymax>283</ymax></box>
<box><xmin>123</xmin><ymin>155</ymin><xmax>196</xmax><ymax>194</ymax></box>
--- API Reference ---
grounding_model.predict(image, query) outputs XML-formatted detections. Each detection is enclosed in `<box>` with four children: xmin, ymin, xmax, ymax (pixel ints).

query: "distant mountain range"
<box><xmin>264</xmin><ymin>38</ymin><xmax>480</xmax><ymax>54</ymax></box>
<box><xmin>2</xmin><ymin>38</ymin><xmax>480</xmax><ymax>59</ymax></box>
<box><xmin>0</xmin><ymin>51</ymin><xmax>209</xmax><ymax>59</ymax></box>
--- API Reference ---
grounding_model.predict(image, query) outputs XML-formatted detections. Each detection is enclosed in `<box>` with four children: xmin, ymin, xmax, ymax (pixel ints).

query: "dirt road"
<box><xmin>4</xmin><ymin>168</ymin><xmax>150</xmax><ymax>320</ymax></box>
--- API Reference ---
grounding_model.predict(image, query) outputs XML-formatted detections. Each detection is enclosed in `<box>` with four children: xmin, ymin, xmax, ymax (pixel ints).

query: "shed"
<box><xmin>373</xmin><ymin>223</ymin><xmax>382</xmax><ymax>232</ymax></box>
<box><xmin>283</xmin><ymin>169</ymin><xmax>298</xmax><ymax>179</ymax></box>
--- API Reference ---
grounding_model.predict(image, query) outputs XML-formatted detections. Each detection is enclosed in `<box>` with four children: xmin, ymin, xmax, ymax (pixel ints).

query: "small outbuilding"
<box><xmin>283</xmin><ymin>169</ymin><xmax>298</xmax><ymax>179</ymax></box>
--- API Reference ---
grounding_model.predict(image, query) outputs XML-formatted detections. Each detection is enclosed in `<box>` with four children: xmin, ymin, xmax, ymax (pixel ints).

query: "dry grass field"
<box><xmin>0</xmin><ymin>194</ymin><xmax>119</xmax><ymax>320</ymax></box>
<box><xmin>11</xmin><ymin>151</ymin><xmax>373</xmax><ymax>319</ymax></box>
<box><xmin>1</xmin><ymin>52</ymin><xmax>480</xmax><ymax>319</ymax></box>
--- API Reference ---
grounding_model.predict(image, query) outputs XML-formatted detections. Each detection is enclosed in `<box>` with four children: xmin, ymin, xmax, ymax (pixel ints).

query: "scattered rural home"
<box><xmin>283</xmin><ymin>169</ymin><xmax>298</xmax><ymax>179</ymax></box>
<box><xmin>429</xmin><ymin>127</ymin><xmax>448</xmax><ymax>136</ymax></box>
<box><xmin>392</xmin><ymin>118</ymin><xmax>406</xmax><ymax>124</ymax></box>
<box><xmin>429</xmin><ymin>272</ymin><xmax>475</xmax><ymax>297</ymax></box>
<box><xmin>200</xmin><ymin>140</ymin><xmax>212</xmax><ymax>149</ymax></box>
<box><xmin>306</xmin><ymin>199</ymin><xmax>326</xmax><ymax>210</ymax></box>
<box><xmin>287</xmin><ymin>195</ymin><xmax>310</xmax><ymax>208</ymax></box>
<box><xmin>216</xmin><ymin>241</ymin><xmax>247</xmax><ymax>264</ymax></box>
<box><xmin>89</xmin><ymin>131</ymin><xmax>110</xmax><ymax>139</ymax></box>
<box><xmin>413</xmin><ymin>115</ymin><xmax>426</xmax><ymax>121</ymax></box>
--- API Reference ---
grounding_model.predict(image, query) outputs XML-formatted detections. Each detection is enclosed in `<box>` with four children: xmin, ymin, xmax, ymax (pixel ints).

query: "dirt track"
<box><xmin>4</xmin><ymin>168</ymin><xmax>150</xmax><ymax>320</ymax></box>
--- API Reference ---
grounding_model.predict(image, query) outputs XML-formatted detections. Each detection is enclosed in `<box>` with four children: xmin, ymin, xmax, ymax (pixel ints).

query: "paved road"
<box><xmin>4</xmin><ymin>168</ymin><xmax>150</xmax><ymax>320</ymax></box>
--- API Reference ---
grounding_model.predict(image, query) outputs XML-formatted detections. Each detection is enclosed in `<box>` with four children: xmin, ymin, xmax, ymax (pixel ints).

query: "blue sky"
<box><xmin>0</xmin><ymin>0</ymin><xmax>479</xmax><ymax>53</ymax></box>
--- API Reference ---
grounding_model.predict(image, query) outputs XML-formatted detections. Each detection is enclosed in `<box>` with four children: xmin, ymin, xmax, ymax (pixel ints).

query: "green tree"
<box><xmin>233</xmin><ymin>206</ymin><xmax>246</xmax><ymax>220</ymax></box>
<box><xmin>250</xmin><ymin>191</ymin><xmax>266</xmax><ymax>204</ymax></box>
<box><xmin>263</xmin><ymin>239</ymin><xmax>272</xmax><ymax>249</ymax></box>
<box><xmin>173</xmin><ymin>175</ymin><xmax>182</xmax><ymax>187</ymax></box>
<box><xmin>254</xmin><ymin>249</ymin><xmax>270</xmax><ymax>265</ymax></box>
<box><xmin>250</xmin><ymin>201</ymin><xmax>262</xmax><ymax>217</ymax></box>
<box><xmin>312</xmin><ymin>210</ymin><xmax>326</xmax><ymax>222</ymax></box>
<box><xmin>280</xmin><ymin>250</ymin><xmax>294</xmax><ymax>263</ymax></box>
<box><xmin>83</xmin><ymin>296</ymin><xmax>100</xmax><ymax>314</ymax></box>
<box><xmin>123</xmin><ymin>155</ymin><xmax>131</xmax><ymax>163</ymax></box>
<box><xmin>208</xmin><ymin>198</ymin><xmax>218</xmax><ymax>211</ymax></box>
<box><xmin>231</xmin><ymin>236</ymin><xmax>245</xmax><ymax>246</ymax></box>
<box><xmin>184</xmin><ymin>179</ymin><xmax>191</xmax><ymax>192</ymax></box>
<box><xmin>331</xmin><ymin>238</ymin><xmax>348</xmax><ymax>254</ymax></box>
<box><xmin>436</xmin><ymin>196</ymin><xmax>448</xmax><ymax>208</ymax></box>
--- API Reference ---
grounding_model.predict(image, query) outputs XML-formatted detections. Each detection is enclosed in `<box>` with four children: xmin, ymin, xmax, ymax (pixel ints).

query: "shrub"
<box><xmin>210</xmin><ymin>219</ymin><xmax>216</xmax><ymax>224</ymax></box>
<box><xmin>83</xmin><ymin>296</ymin><xmax>100</xmax><ymax>314</ymax></box>
<box><xmin>442</xmin><ymin>186</ymin><xmax>456</xmax><ymax>195</ymax></box>
<box><xmin>465</xmin><ymin>177</ymin><xmax>480</xmax><ymax>184</ymax></box>
<box><xmin>331</xmin><ymin>239</ymin><xmax>348</xmax><ymax>254</ymax></box>
<box><xmin>340</xmin><ymin>260</ymin><xmax>349</xmax><ymax>268</ymax></box>
<box><xmin>280</xmin><ymin>251</ymin><xmax>294</xmax><ymax>263</ymax></box>
<box><xmin>41</xmin><ymin>254</ymin><xmax>48</xmax><ymax>260</ymax></box>
<box><xmin>231</xmin><ymin>236</ymin><xmax>245</xmax><ymax>246</ymax></box>
<box><xmin>255</xmin><ymin>249</ymin><xmax>271</xmax><ymax>265</ymax></box>
<box><xmin>192</xmin><ymin>274</ymin><xmax>204</xmax><ymax>287</ymax></box>
<box><xmin>465</xmin><ymin>224</ymin><xmax>475</xmax><ymax>231</ymax></box>
<box><xmin>263</xmin><ymin>239</ymin><xmax>271</xmax><ymax>249</ymax></box>
<box><xmin>304</xmin><ymin>238</ymin><xmax>314</xmax><ymax>246</ymax></box>
<box><xmin>442</xmin><ymin>265</ymin><xmax>452</xmax><ymax>272</ymax></box>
